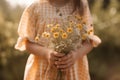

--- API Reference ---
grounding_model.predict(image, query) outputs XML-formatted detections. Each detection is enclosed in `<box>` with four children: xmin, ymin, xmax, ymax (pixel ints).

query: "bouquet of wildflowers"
<box><xmin>35</xmin><ymin>15</ymin><xmax>93</xmax><ymax>80</ymax></box>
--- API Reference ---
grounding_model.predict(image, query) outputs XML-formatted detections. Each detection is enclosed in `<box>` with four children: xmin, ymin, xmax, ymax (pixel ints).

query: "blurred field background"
<box><xmin>0</xmin><ymin>0</ymin><xmax>120</xmax><ymax>80</ymax></box>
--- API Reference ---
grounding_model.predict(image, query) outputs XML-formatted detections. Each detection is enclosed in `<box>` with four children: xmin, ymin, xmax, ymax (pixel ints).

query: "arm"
<box><xmin>75</xmin><ymin>41</ymin><xmax>93</xmax><ymax>59</ymax></box>
<box><xmin>25</xmin><ymin>40</ymin><xmax>52</xmax><ymax>59</ymax></box>
<box><xmin>25</xmin><ymin>40</ymin><xmax>65</xmax><ymax>65</ymax></box>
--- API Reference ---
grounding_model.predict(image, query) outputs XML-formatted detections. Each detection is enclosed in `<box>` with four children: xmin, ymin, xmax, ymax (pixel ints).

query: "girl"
<box><xmin>15</xmin><ymin>0</ymin><xmax>101</xmax><ymax>80</ymax></box>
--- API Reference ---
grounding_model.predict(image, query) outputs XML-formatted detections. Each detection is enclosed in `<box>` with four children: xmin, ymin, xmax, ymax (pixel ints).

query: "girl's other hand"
<box><xmin>45</xmin><ymin>50</ymin><xmax>65</xmax><ymax>66</ymax></box>
<box><xmin>54</xmin><ymin>41</ymin><xmax>93</xmax><ymax>71</ymax></box>
<box><xmin>55</xmin><ymin>51</ymin><xmax>79</xmax><ymax>71</ymax></box>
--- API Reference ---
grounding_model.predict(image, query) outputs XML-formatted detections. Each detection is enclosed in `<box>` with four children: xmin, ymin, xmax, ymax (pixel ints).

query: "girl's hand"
<box><xmin>45</xmin><ymin>50</ymin><xmax>65</xmax><ymax>66</ymax></box>
<box><xmin>55</xmin><ymin>41</ymin><xmax>93</xmax><ymax>71</ymax></box>
<box><xmin>55</xmin><ymin>50</ymin><xmax>79</xmax><ymax>71</ymax></box>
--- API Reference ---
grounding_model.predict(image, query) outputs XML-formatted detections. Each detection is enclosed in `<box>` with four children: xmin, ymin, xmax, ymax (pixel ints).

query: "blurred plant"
<box><xmin>88</xmin><ymin>0</ymin><xmax>120</xmax><ymax>80</ymax></box>
<box><xmin>0</xmin><ymin>0</ymin><xmax>27</xmax><ymax>80</ymax></box>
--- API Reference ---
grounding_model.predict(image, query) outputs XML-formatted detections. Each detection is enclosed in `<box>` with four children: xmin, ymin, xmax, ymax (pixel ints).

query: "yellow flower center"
<box><xmin>62</xmin><ymin>33</ymin><xmax>68</xmax><ymax>39</ymax></box>
<box><xmin>55</xmin><ymin>24</ymin><xmax>60</xmax><ymax>28</ymax></box>
<box><xmin>67</xmin><ymin>27</ymin><xmax>73</xmax><ymax>33</ymax></box>
<box><xmin>82</xmin><ymin>34</ymin><xmax>88</xmax><ymax>40</ymax></box>
<box><xmin>46</xmin><ymin>33</ymin><xmax>50</xmax><ymax>38</ymax></box>
<box><xmin>77</xmin><ymin>24</ymin><xmax>82</xmax><ymax>30</ymax></box>
<box><xmin>53</xmin><ymin>32</ymin><xmax>59</xmax><ymax>38</ymax></box>
<box><xmin>42</xmin><ymin>32</ymin><xmax>50</xmax><ymax>38</ymax></box>
<box><xmin>87</xmin><ymin>29</ymin><xmax>93</xmax><ymax>35</ymax></box>
<box><xmin>35</xmin><ymin>36</ymin><xmax>39</xmax><ymax>42</ymax></box>
<box><xmin>60</xmin><ymin>29</ymin><xmax>64</xmax><ymax>33</ymax></box>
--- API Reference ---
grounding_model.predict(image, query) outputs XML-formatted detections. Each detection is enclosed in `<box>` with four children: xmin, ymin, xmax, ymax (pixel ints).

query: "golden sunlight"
<box><xmin>6</xmin><ymin>0</ymin><xmax>34</xmax><ymax>6</ymax></box>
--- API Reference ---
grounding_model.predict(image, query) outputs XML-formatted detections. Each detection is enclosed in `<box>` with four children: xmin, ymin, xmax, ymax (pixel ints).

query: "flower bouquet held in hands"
<box><xmin>35</xmin><ymin>15</ymin><xmax>93</xmax><ymax>80</ymax></box>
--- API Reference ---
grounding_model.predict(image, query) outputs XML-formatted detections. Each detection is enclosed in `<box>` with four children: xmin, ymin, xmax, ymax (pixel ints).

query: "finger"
<box><xmin>55</xmin><ymin>56</ymin><xmax>72</xmax><ymax>65</ymax></box>
<box><xmin>58</xmin><ymin>59</ymin><xmax>74</xmax><ymax>68</ymax></box>
<box><xmin>50</xmin><ymin>53</ymin><xmax>58</xmax><ymax>61</ymax></box>
<box><xmin>58</xmin><ymin>60</ymin><xmax>74</xmax><ymax>70</ymax></box>
<box><xmin>59</xmin><ymin>53</ymin><xmax>72</xmax><ymax>61</ymax></box>
<box><xmin>53</xmin><ymin>52</ymin><xmax>65</xmax><ymax>58</ymax></box>
<box><xmin>49</xmin><ymin>54</ymin><xmax>59</xmax><ymax>68</ymax></box>
<box><xmin>50</xmin><ymin>52</ymin><xmax>65</xmax><ymax>67</ymax></box>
